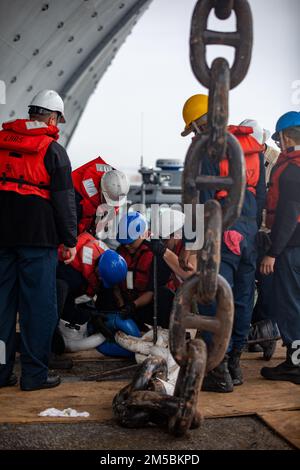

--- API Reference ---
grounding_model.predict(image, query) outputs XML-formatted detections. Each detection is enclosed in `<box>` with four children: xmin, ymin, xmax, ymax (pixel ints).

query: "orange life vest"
<box><xmin>216</xmin><ymin>125</ymin><xmax>263</xmax><ymax>200</ymax></box>
<box><xmin>118</xmin><ymin>242</ymin><xmax>153</xmax><ymax>301</ymax></box>
<box><xmin>0</xmin><ymin>119</ymin><xmax>58</xmax><ymax>200</ymax></box>
<box><xmin>72</xmin><ymin>157</ymin><xmax>114</xmax><ymax>233</ymax></box>
<box><xmin>266</xmin><ymin>148</ymin><xmax>300</xmax><ymax>229</ymax></box>
<box><xmin>58</xmin><ymin>232</ymin><xmax>108</xmax><ymax>296</ymax></box>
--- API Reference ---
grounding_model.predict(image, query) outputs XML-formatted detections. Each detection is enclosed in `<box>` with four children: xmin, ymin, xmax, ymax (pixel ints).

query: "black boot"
<box><xmin>21</xmin><ymin>375</ymin><xmax>61</xmax><ymax>392</ymax></box>
<box><xmin>0</xmin><ymin>373</ymin><xmax>18</xmax><ymax>388</ymax></box>
<box><xmin>248</xmin><ymin>343</ymin><xmax>263</xmax><ymax>353</ymax></box>
<box><xmin>261</xmin><ymin>340</ymin><xmax>277</xmax><ymax>361</ymax></box>
<box><xmin>202</xmin><ymin>356</ymin><xmax>234</xmax><ymax>393</ymax></box>
<box><xmin>52</xmin><ymin>327</ymin><xmax>66</xmax><ymax>355</ymax></box>
<box><xmin>261</xmin><ymin>345</ymin><xmax>300</xmax><ymax>384</ymax></box>
<box><xmin>248</xmin><ymin>320</ymin><xmax>280</xmax><ymax>361</ymax></box>
<box><xmin>228</xmin><ymin>349</ymin><xmax>243</xmax><ymax>386</ymax></box>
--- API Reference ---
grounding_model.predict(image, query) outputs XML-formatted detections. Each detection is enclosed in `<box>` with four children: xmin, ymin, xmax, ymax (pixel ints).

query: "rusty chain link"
<box><xmin>113</xmin><ymin>0</ymin><xmax>252</xmax><ymax>437</ymax></box>
<box><xmin>190</xmin><ymin>0</ymin><xmax>253</xmax><ymax>90</ymax></box>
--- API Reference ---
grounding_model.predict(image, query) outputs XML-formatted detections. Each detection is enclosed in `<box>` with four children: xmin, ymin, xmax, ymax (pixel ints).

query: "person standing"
<box><xmin>260</xmin><ymin>111</ymin><xmax>300</xmax><ymax>384</ymax></box>
<box><xmin>180</xmin><ymin>95</ymin><xmax>266</xmax><ymax>391</ymax></box>
<box><xmin>0</xmin><ymin>89</ymin><xmax>77</xmax><ymax>391</ymax></box>
<box><xmin>240</xmin><ymin>119</ymin><xmax>280</xmax><ymax>360</ymax></box>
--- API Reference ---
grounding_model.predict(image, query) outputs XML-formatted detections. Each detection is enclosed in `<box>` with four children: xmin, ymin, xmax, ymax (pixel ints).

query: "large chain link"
<box><xmin>113</xmin><ymin>0</ymin><xmax>253</xmax><ymax>437</ymax></box>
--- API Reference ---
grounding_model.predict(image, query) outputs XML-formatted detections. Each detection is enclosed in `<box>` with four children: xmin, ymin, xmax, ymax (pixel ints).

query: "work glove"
<box><xmin>119</xmin><ymin>302</ymin><xmax>137</xmax><ymax>320</ymax></box>
<box><xmin>147</xmin><ymin>239</ymin><xmax>167</xmax><ymax>257</ymax></box>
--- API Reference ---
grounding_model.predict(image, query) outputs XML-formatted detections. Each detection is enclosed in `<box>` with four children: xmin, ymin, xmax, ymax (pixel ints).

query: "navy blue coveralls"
<box><xmin>199</xmin><ymin>152</ymin><xmax>266</xmax><ymax>352</ymax></box>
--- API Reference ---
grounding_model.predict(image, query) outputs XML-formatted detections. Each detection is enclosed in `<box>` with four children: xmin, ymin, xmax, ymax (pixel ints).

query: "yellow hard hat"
<box><xmin>181</xmin><ymin>94</ymin><xmax>208</xmax><ymax>136</ymax></box>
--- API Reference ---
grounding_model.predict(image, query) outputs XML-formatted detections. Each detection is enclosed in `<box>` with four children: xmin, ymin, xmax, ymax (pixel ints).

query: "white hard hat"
<box><xmin>159</xmin><ymin>208</ymin><xmax>185</xmax><ymax>238</ymax></box>
<box><xmin>29</xmin><ymin>89</ymin><xmax>66</xmax><ymax>123</ymax></box>
<box><xmin>101</xmin><ymin>170</ymin><xmax>129</xmax><ymax>207</ymax></box>
<box><xmin>239</xmin><ymin>119</ymin><xmax>270</xmax><ymax>145</ymax></box>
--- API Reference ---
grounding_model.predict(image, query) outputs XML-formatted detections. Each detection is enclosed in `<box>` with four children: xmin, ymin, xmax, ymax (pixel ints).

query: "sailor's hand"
<box><xmin>178</xmin><ymin>249</ymin><xmax>194</xmax><ymax>272</ymax></box>
<box><xmin>63</xmin><ymin>246</ymin><xmax>77</xmax><ymax>264</ymax></box>
<box><xmin>260</xmin><ymin>256</ymin><xmax>275</xmax><ymax>275</ymax></box>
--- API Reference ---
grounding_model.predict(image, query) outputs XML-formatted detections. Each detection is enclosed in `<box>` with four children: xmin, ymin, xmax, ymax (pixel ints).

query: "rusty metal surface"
<box><xmin>190</xmin><ymin>0</ymin><xmax>253</xmax><ymax>90</ymax></box>
<box><xmin>169</xmin><ymin>275</ymin><xmax>234</xmax><ymax>372</ymax></box>
<box><xmin>113</xmin><ymin>0</ymin><xmax>252</xmax><ymax>437</ymax></box>
<box><xmin>197</xmin><ymin>200</ymin><xmax>222</xmax><ymax>303</ymax></box>
<box><xmin>184</xmin><ymin>131</ymin><xmax>245</xmax><ymax>230</ymax></box>
<box><xmin>113</xmin><ymin>356</ymin><xmax>172</xmax><ymax>428</ymax></box>
<box><xmin>215</xmin><ymin>0</ymin><xmax>234</xmax><ymax>20</ymax></box>
<box><xmin>207</xmin><ymin>58</ymin><xmax>229</xmax><ymax>161</ymax></box>
<box><xmin>168</xmin><ymin>338</ymin><xmax>207</xmax><ymax>436</ymax></box>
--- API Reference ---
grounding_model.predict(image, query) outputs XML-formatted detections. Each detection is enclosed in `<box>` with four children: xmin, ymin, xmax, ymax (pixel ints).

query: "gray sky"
<box><xmin>68</xmin><ymin>0</ymin><xmax>300</xmax><ymax>177</ymax></box>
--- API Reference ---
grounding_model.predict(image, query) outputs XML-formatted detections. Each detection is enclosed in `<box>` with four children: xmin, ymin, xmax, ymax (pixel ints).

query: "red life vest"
<box><xmin>166</xmin><ymin>240</ymin><xmax>184</xmax><ymax>292</ymax></box>
<box><xmin>118</xmin><ymin>242</ymin><xmax>153</xmax><ymax>301</ymax></box>
<box><xmin>58</xmin><ymin>232</ymin><xmax>108</xmax><ymax>296</ymax></box>
<box><xmin>216</xmin><ymin>125</ymin><xmax>263</xmax><ymax>200</ymax></box>
<box><xmin>266</xmin><ymin>148</ymin><xmax>300</xmax><ymax>229</ymax></box>
<box><xmin>0</xmin><ymin>119</ymin><xmax>58</xmax><ymax>200</ymax></box>
<box><xmin>72</xmin><ymin>157</ymin><xmax>114</xmax><ymax>233</ymax></box>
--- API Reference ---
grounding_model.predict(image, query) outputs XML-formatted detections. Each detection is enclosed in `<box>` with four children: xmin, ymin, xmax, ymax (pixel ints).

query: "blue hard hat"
<box><xmin>96</xmin><ymin>313</ymin><xmax>141</xmax><ymax>357</ymax></box>
<box><xmin>98</xmin><ymin>249</ymin><xmax>127</xmax><ymax>288</ymax></box>
<box><xmin>117</xmin><ymin>211</ymin><xmax>148</xmax><ymax>245</ymax></box>
<box><xmin>97</xmin><ymin>341</ymin><xmax>134</xmax><ymax>358</ymax></box>
<box><xmin>272</xmin><ymin>111</ymin><xmax>300</xmax><ymax>141</ymax></box>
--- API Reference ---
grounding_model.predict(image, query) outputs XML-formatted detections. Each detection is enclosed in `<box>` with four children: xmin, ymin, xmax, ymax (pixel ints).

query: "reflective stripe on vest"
<box><xmin>60</xmin><ymin>232</ymin><xmax>107</xmax><ymax>296</ymax></box>
<box><xmin>72</xmin><ymin>156</ymin><xmax>114</xmax><ymax>234</ymax></box>
<box><xmin>70</xmin><ymin>232</ymin><xmax>107</xmax><ymax>272</ymax></box>
<box><xmin>118</xmin><ymin>242</ymin><xmax>153</xmax><ymax>300</ymax></box>
<box><xmin>0</xmin><ymin>119</ymin><xmax>58</xmax><ymax>200</ymax></box>
<box><xmin>266</xmin><ymin>150</ymin><xmax>300</xmax><ymax>229</ymax></box>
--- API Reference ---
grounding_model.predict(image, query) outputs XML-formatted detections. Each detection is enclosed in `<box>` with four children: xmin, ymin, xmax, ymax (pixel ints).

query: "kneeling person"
<box><xmin>97</xmin><ymin>211</ymin><xmax>174</xmax><ymax>329</ymax></box>
<box><xmin>57</xmin><ymin>232</ymin><xmax>127</xmax><ymax>325</ymax></box>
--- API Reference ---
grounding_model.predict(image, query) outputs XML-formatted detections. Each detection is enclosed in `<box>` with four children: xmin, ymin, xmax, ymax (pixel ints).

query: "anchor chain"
<box><xmin>113</xmin><ymin>0</ymin><xmax>252</xmax><ymax>436</ymax></box>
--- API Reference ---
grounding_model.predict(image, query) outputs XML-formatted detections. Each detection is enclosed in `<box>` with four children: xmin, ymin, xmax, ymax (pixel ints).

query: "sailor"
<box><xmin>72</xmin><ymin>158</ymin><xmax>129</xmax><ymax>235</ymax></box>
<box><xmin>54</xmin><ymin>232</ymin><xmax>128</xmax><ymax>354</ymax></box>
<box><xmin>240</xmin><ymin>119</ymin><xmax>279</xmax><ymax>184</ymax></box>
<box><xmin>56</xmin><ymin>232</ymin><xmax>128</xmax><ymax>325</ymax></box>
<box><xmin>180</xmin><ymin>94</ymin><xmax>266</xmax><ymax>392</ymax></box>
<box><xmin>0</xmin><ymin>90</ymin><xmax>77</xmax><ymax>391</ymax></box>
<box><xmin>260</xmin><ymin>111</ymin><xmax>300</xmax><ymax>384</ymax></box>
<box><xmin>240</xmin><ymin>119</ymin><xmax>280</xmax><ymax>360</ymax></box>
<box><xmin>115</xmin><ymin>211</ymin><xmax>156</xmax><ymax>327</ymax></box>
<box><xmin>97</xmin><ymin>211</ymin><xmax>175</xmax><ymax>329</ymax></box>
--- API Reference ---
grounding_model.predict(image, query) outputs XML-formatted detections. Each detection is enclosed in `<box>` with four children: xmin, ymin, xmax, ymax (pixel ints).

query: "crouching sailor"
<box><xmin>72</xmin><ymin>158</ymin><xmax>129</xmax><ymax>236</ymax></box>
<box><xmin>55</xmin><ymin>232</ymin><xmax>128</xmax><ymax>352</ymax></box>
